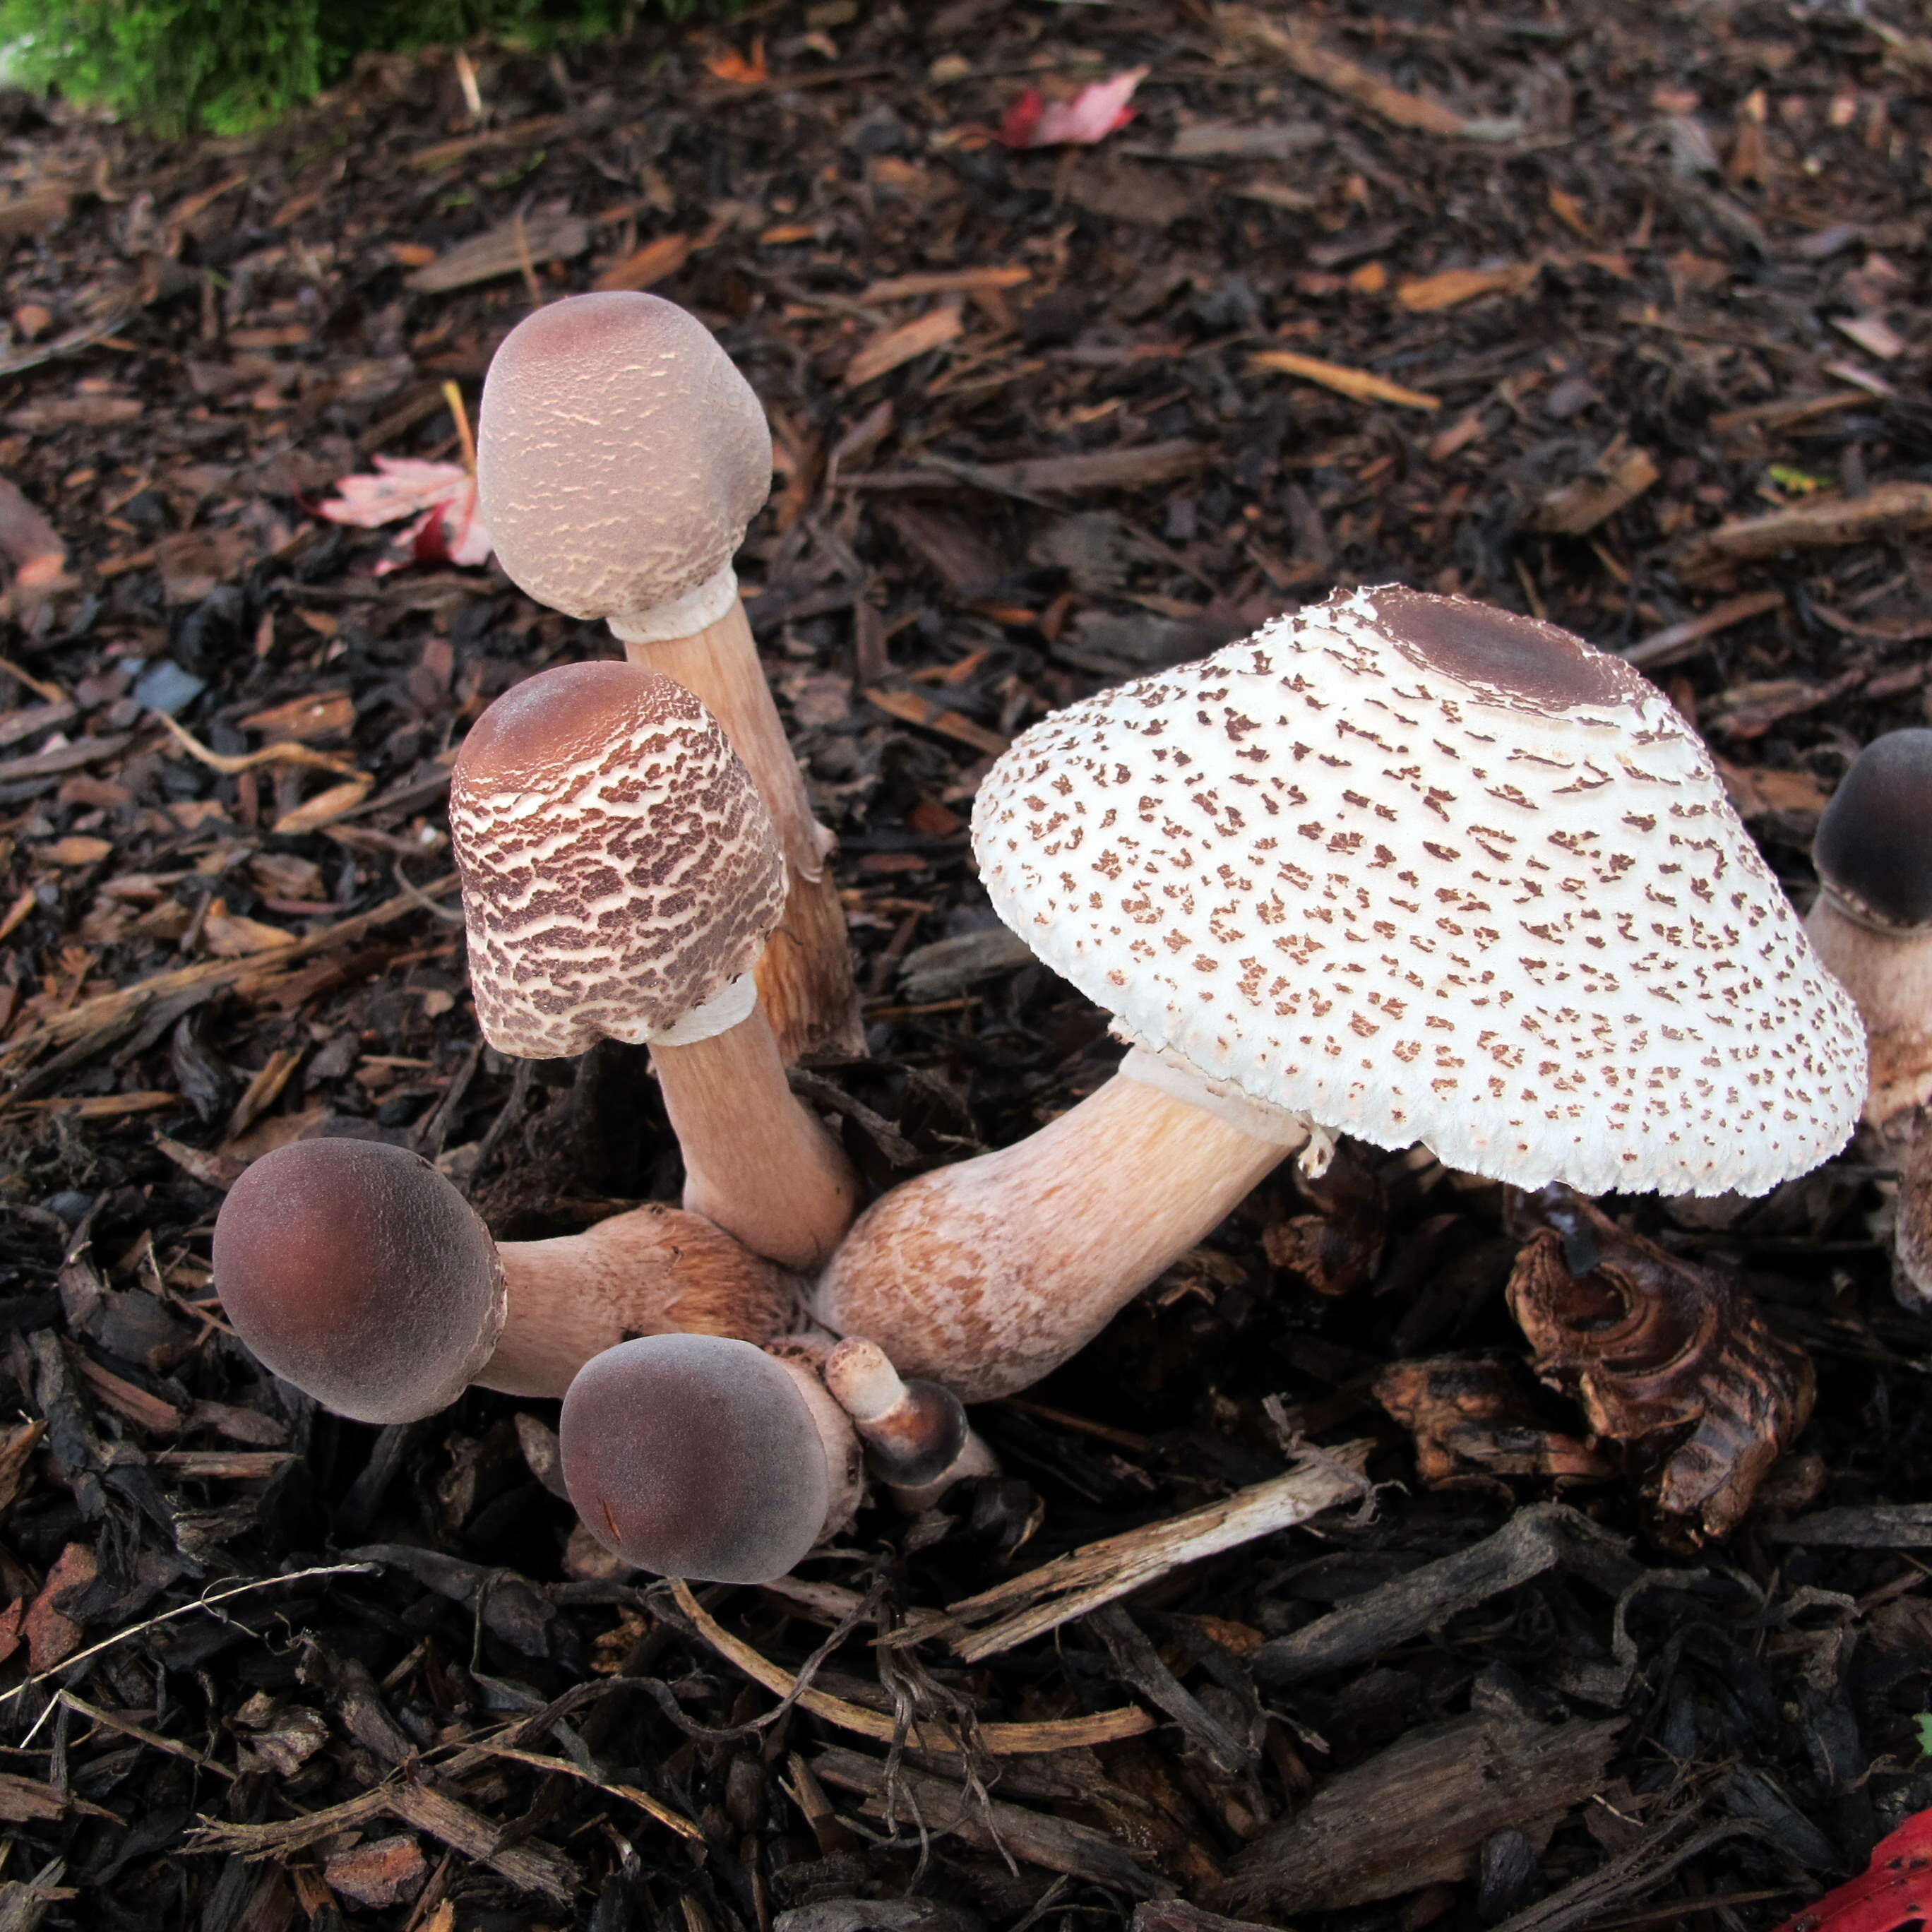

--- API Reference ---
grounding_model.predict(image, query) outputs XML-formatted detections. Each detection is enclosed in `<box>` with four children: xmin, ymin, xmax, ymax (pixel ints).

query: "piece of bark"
<box><xmin>405</xmin><ymin>213</ymin><xmax>590</xmax><ymax>293</ymax></box>
<box><xmin>1252</xmin><ymin>1502</ymin><xmax>1638</xmax><ymax>1684</ymax></box>
<box><xmin>1676</xmin><ymin>479</ymin><xmax>1932</xmax><ymax>580</ymax></box>
<box><xmin>1134</xmin><ymin>1906</ymin><xmax>1276</xmax><ymax>1932</ymax></box>
<box><xmin>1088</xmin><ymin>1603</ymin><xmax>1257</xmax><ymax>1776</ymax></box>
<box><xmin>1263</xmin><ymin>1146</ymin><xmax>1386</xmax><ymax>1296</ymax></box>
<box><xmin>322</xmin><ymin>1835</ymin><xmax>427</xmax><ymax>1910</ymax></box>
<box><xmin>1506</xmin><ymin>1187</ymin><xmax>1814</xmax><ymax>1540</ymax></box>
<box><xmin>813</xmin><ymin>1746</ymin><xmax>1173</xmax><ymax>1898</ymax></box>
<box><xmin>1375</xmin><ymin>1357</ymin><xmax>1614</xmax><ymax>1486</ymax></box>
<box><xmin>0</xmin><ymin>478</ymin><xmax>67</xmax><ymax>598</ymax></box>
<box><xmin>1222</xmin><ymin>8</ymin><xmax>1482</xmax><ymax>137</ymax></box>
<box><xmin>1212</xmin><ymin>1713</ymin><xmax>1623</xmax><ymax>1912</ymax></box>
<box><xmin>1765</xmin><ymin>1502</ymin><xmax>1932</xmax><ymax>1546</ymax></box>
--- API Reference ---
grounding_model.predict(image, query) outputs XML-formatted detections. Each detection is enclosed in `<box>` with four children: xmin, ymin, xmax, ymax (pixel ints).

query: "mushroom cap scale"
<box><xmin>972</xmin><ymin>585</ymin><xmax>1865</xmax><ymax>1196</ymax></box>
<box><xmin>1812</xmin><ymin>729</ymin><xmax>1932</xmax><ymax>934</ymax></box>
<box><xmin>477</xmin><ymin>292</ymin><xmax>772</xmax><ymax>632</ymax></box>
<box><xmin>560</xmin><ymin>1334</ymin><xmax>833</xmax><ymax>1583</ymax></box>
<box><xmin>451</xmin><ymin>661</ymin><xmax>785</xmax><ymax>1059</ymax></box>
<box><xmin>213</xmin><ymin>1138</ymin><xmax>505</xmax><ymax>1424</ymax></box>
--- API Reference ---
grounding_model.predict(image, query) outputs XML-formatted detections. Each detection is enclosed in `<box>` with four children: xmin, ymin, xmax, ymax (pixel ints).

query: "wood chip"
<box><xmin>13</xmin><ymin>1091</ymin><xmax>178</xmax><ymax>1120</ymax></box>
<box><xmin>814</xmin><ymin>1746</ymin><xmax>1173</xmax><ymax>1897</ymax></box>
<box><xmin>669</xmin><ymin>1580</ymin><xmax>1153</xmax><ymax>1753</ymax></box>
<box><xmin>859</xmin><ymin>266</ymin><xmax>1030</xmax><ymax>302</ymax></box>
<box><xmin>1676</xmin><ymin>479</ymin><xmax>1932</xmax><ymax>579</ymax></box>
<box><xmin>938</xmin><ymin>1451</ymin><xmax>1371</xmax><ymax>1663</ymax></box>
<box><xmin>1395</xmin><ymin>263</ymin><xmax>1539</xmax><ymax>311</ymax></box>
<box><xmin>405</xmin><ymin>213</ymin><xmax>590</xmax><ymax>294</ymax></box>
<box><xmin>844</xmin><ymin>306</ymin><xmax>965</xmax><ymax>388</ymax></box>
<box><xmin>595</xmin><ymin>232</ymin><xmax>691</xmax><ymax>292</ymax></box>
<box><xmin>1621</xmin><ymin>588</ymin><xmax>1784</xmax><ymax>669</ymax></box>
<box><xmin>1250</xmin><ymin>349</ymin><xmax>1441</xmax><ymax>410</ymax></box>
<box><xmin>1224</xmin><ymin>8</ymin><xmax>1485</xmax><ymax>137</ymax></box>
<box><xmin>1530</xmin><ymin>446</ymin><xmax>1659</xmax><ymax>535</ymax></box>
<box><xmin>0</xmin><ymin>733</ymin><xmax>131</xmax><ymax>785</ymax></box>
<box><xmin>864</xmin><ymin>687</ymin><xmax>1009</xmax><ymax>756</ymax></box>
<box><xmin>272</xmin><ymin>776</ymin><xmax>376</xmax><ymax>835</ymax></box>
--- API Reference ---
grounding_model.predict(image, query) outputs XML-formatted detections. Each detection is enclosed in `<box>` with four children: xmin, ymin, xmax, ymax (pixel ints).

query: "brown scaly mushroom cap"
<box><xmin>561</xmin><ymin>1334</ymin><xmax>861</xmax><ymax>1583</ymax></box>
<box><xmin>477</xmin><ymin>292</ymin><xmax>773</xmax><ymax>644</ymax></box>
<box><xmin>214</xmin><ymin>1138</ymin><xmax>504</xmax><ymax>1424</ymax></box>
<box><xmin>974</xmin><ymin>584</ymin><xmax>1866</xmax><ymax>1195</ymax></box>
<box><xmin>451</xmin><ymin>660</ymin><xmax>785</xmax><ymax>1059</ymax></box>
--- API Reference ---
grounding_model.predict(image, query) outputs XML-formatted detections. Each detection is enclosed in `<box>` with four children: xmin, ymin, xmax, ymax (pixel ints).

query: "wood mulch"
<box><xmin>1</xmin><ymin>2</ymin><xmax>1931</xmax><ymax>1926</ymax></box>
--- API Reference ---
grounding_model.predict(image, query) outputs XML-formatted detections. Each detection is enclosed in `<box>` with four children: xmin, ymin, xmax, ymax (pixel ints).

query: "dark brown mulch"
<box><xmin>1</xmin><ymin>3</ymin><xmax>1931</xmax><ymax>1927</ymax></box>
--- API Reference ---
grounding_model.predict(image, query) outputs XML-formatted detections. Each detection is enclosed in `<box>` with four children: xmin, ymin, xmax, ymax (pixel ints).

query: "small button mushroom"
<box><xmin>816</xmin><ymin>585</ymin><xmax>1867</xmax><ymax>1401</ymax></box>
<box><xmin>821</xmin><ymin>1337</ymin><xmax>996</xmax><ymax>1501</ymax></box>
<box><xmin>561</xmin><ymin>1334</ymin><xmax>863</xmax><ymax>1584</ymax></box>
<box><xmin>450</xmin><ymin>660</ymin><xmax>859</xmax><ymax>1272</ymax></box>
<box><xmin>1803</xmin><ymin>729</ymin><xmax>1932</xmax><ymax>1139</ymax></box>
<box><xmin>477</xmin><ymin>291</ymin><xmax>859</xmax><ymax>1063</ymax></box>
<box><xmin>213</xmin><ymin>1138</ymin><xmax>800</xmax><ymax>1421</ymax></box>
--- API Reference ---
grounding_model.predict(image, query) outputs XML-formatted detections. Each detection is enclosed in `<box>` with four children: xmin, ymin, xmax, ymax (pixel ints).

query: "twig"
<box><xmin>152</xmin><ymin>709</ymin><xmax>361</xmax><ymax>778</ymax></box>
<box><xmin>0</xmin><ymin>1563</ymin><xmax>378</xmax><ymax>1711</ymax></box>
<box><xmin>667</xmin><ymin>1580</ymin><xmax>1152</xmax><ymax>1753</ymax></box>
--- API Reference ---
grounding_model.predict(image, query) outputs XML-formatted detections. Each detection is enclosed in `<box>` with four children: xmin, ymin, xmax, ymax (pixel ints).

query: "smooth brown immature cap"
<box><xmin>561</xmin><ymin>1334</ymin><xmax>833</xmax><ymax>1582</ymax></box>
<box><xmin>822</xmin><ymin>1336</ymin><xmax>970</xmax><ymax>1489</ymax></box>
<box><xmin>213</xmin><ymin>1139</ymin><xmax>504</xmax><ymax>1424</ymax></box>
<box><xmin>1813</xmin><ymin>729</ymin><xmax>1932</xmax><ymax>934</ymax></box>
<box><xmin>477</xmin><ymin>292</ymin><xmax>773</xmax><ymax>636</ymax></box>
<box><xmin>451</xmin><ymin>660</ymin><xmax>785</xmax><ymax>1059</ymax></box>
<box><xmin>972</xmin><ymin>584</ymin><xmax>1865</xmax><ymax>1196</ymax></box>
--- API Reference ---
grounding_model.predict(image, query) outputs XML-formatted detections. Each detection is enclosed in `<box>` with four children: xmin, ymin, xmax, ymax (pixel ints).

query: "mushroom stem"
<box><xmin>812</xmin><ymin>1061</ymin><xmax>1305</xmax><ymax>1402</ymax></box>
<box><xmin>1805</xmin><ymin>892</ymin><xmax>1932</xmax><ymax>1135</ymax></box>
<box><xmin>651</xmin><ymin>996</ymin><xmax>860</xmax><ymax>1272</ymax></box>
<box><xmin>482</xmin><ymin>1204</ymin><xmax>807</xmax><ymax>1399</ymax></box>
<box><xmin>621</xmin><ymin>602</ymin><xmax>861</xmax><ymax>1063</ymax></box>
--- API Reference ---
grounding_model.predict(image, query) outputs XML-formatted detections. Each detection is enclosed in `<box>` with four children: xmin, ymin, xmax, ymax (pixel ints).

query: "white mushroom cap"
<box><xmin>477</xmin><ymin>292</ymin><xmax>773</xmax><ymax>641</ymax></box>
<box><xmin>452</xmin><ymin>660</ymin><xmax>785</xmax><ymax>1059</ymax></box>
<box><xmin>972</xmin><ymin>585</ymin><xmax>1866</xmax><ymax>1196</ymax></box>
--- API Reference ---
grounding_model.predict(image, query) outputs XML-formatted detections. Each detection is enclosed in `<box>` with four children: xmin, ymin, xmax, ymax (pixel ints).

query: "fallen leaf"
<box><xmin>315</xmin><ymin>457</ymin><xmax>491</xmax><ymax>574</ymax></box>
<box><xmin>705</xmin><ymin>38</ymin><xmax>770</xmax><ymax>85</ymax></box>
<box><xmin>998</xmin><ymin>68</ymin><xmax>1147</xmax><ymax>148</ymax></box>
<box><xmin>1769</xmin><ymin>1803</ymin><xmax>1932</xmax><ymax>1931</ymax></box>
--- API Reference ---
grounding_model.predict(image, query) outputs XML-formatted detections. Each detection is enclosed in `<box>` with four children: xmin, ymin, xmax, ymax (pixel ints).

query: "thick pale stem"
<box><xmin>478</xmin><ymin>1204</ymin><xmax>804</xmax><ymax>1400</ymax></box>
<box><xmin>812</xmin><ymin>1074</ymin><xmax>1300</xmax><ymax>1402</ymax></box>
<box><xmin>1805</xmin><ymin>894</ymin><xmax>1932</xmax><ymax>1134</ymax></box>
<box><xmin>651</xmin><ymin>1003</ymin><xmax>860</xmax><ymax>1271</ymax></box>
<box><xmin>624</xmin><ymin>602</ymin><xmax>863</xmax><ymax>1062</ymax></box>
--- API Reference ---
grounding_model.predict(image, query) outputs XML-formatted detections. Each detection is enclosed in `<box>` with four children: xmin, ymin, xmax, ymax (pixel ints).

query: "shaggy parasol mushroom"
<box><xmin>1803</xmin><ymin>729</ymin><xmax>1932</xmax><ymax>1138</ymax></box>
<box><xmin>213</xmin><ymin>1138</ymin><xmax>801</xmax><ymax>1422</ymax></box>
<box><xmin>815</xmin><ymin>585</ymin><xmax>1866</xmax><ymax>1400</ymax></box>
<box><xmin>477</xmin><ymin>292</ymin><xmax>860</xmax><ymax>1062</ymax></box>
<box><xmin>451</xmin><ymin>660</ymin><xmax>859</xmax><ymax>1271</ymax></box>
<box><xmin>561</xmin><ymin>1333</ymin><xmax>864</xmax><ymax>1583</ymax></box>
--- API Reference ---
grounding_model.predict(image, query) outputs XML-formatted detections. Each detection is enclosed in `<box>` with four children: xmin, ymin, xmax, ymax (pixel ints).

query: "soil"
<box><xmin>2</xmin><ymin>3</ymin><xmax>1931</xmax><ymax>1928</ymax></box>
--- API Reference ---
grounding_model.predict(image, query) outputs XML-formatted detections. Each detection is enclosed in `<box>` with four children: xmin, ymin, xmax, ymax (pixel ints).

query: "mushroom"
<box><xmin>821</xmin><ymin>1336</ymin><xmax>998</xmax><ymax>1501</ymax></box>
<box><xmin>560</xmin><ymin>1333</ymin><xmax>864</xmax><ymax>1583</ymax></box>
<box><xmin>450</xmin><ymin>659</ymin><xmax>859</xmax><ymax>1271</ymax></box>
<box><xmin>213</xmin><ymin>1138</ymin><xmax>802</xmax><ymax>1423</ymax></box>
<box><xmin>1801</xmin><ymin>729</ymin><xmax>1932</xmax><ymax>1138</ymax></box>
<box><xmin>477</xmin><ymin>291</ymin><xmax>860</xmax><ymax>1063</ymax></box>
<box><xmin>815</xmin><ymin>585</ymin><xmax>1866</xmax><ymax>1400</ymax></box>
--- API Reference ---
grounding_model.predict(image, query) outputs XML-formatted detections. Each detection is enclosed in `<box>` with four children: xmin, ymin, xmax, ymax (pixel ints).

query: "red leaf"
<box><xmin>1772</xmin><ymin>1807</ymin><xmax>1932</xmax><ymax>1932</ymax></box>
<box><xmin>995</xmin><ymin>68</ymin><xmax>1147</xmax><ymax>149</ymax></box>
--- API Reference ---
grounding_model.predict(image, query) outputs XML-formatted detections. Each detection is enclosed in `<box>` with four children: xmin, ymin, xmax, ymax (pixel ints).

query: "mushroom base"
<box><xmin>479</xmin><ymin>1204</ymin><xmax>804</xmax><ymax>1400</ymax></box>
<box><xmin>811</xmin><ymin>1072</ymin><xmax>1300</xmax><ymax>1402</ymax></box>
<box><xmin>624</xmin><ymin>601</ymin><xmax>863</xmax><ymax>1061</ymax></box>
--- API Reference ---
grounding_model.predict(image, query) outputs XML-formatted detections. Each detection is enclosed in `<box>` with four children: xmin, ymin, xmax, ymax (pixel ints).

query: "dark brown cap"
<box><xmin>213</xmin><ymin>1139</ymin><xmax>505</xmax><ymax>1423</ymax></box>
<box><xmin>560</xmin><ymin>1335</ymin><xmax>833</xmax><ymax>1582</ymax></box>
<box><xmin>1814</xmin><ymin>729</ymin><xmax>1932</xmax><ymax>933</ymax></box>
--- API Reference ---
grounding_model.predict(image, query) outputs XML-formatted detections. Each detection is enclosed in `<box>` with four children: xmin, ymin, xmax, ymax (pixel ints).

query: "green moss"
<box><xmin>0</xmin><ymin>0</ymin><xmax>723</xmax><ymax>138</ymax></box>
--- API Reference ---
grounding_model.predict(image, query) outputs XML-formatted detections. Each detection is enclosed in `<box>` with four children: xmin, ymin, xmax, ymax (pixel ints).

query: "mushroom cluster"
<box><xmin>211</xmin><ymin>292</ymin><xmax>1873</xmax><ymax>1587</ymax></box>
